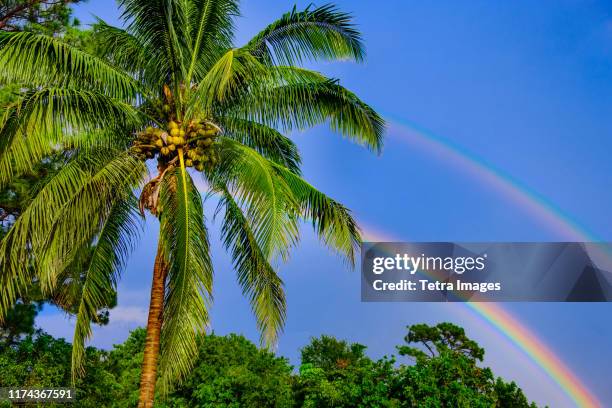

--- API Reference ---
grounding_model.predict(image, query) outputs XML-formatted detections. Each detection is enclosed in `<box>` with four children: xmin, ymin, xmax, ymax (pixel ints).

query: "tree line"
<box><xmin>0</xmin><ymin>321</ymin><xmax>540</xmax><ymax>407</ymax></box>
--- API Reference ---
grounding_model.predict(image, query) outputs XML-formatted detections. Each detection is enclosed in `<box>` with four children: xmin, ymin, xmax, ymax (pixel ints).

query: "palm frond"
<box><xmin>71</xmin><ymin>194</ymin><xmax>142</xmax><ymax>381</ymax></box>
<box><xmin>213</xmin><ymin>137</ymin><xmax>360</xmax><ymax>266</ymax></box>
<box><xmin>244</xmin><ymin>3</ymin><xmax>364</xmax><ymax>65</ymax></box>
<box><xmin>211</xmin><ymin>65</ymin><xmax>329</xmax><ymax>113</ymax></box>
<box><xmin>219</xmin><ymin>188</ymin><xmax>286</xmax><ymax>346</ymax></box>
<box><xmin>93</xmin><ymin>20</ymin><xmax>161</xmax><ymax>91</ymax></box>
<box><xmin>217</xmin><ymin>116</ymin><xmax>301</xmax><ymax>173</ymax></box>
<box><xmin>37</xmin><ymin>151</ymin><xmax>146</xmax><ymax>291</ymax></box>
<box><xmin>271</xmin><ymin>163</ymin><xmax>361</xmax><ymax>267</ymax></box>
<box><xmin>230</xmin><ymin>76</ymin><xmax>385</xmax><ymax>152</ymax></box>
<box><xmin>184</xmin><ymin>0</ymin><xmax>239</xmax><ymax>83</ymax></box>
<box><xmin>0</xmin><ymin>150</ymin><xmax>146</xmax><ymax>319</ymax></box>
<box><xmin>212</xmin><ymin>137</ymin><xmax>300</xmax><ymax>261</ymax></box>
<box><xmin>0</xmin><ymin>31</ymin><xmax>140</xmax><ymax>100</ymax></box>
<box><xmin>119</xmin><ymin>0</ymin><xmax>189</xmax><ymax>92</ymax></box>
<box><xmin>157</xmin><ymin>164</ymin><xmax>213</xmax><ymax>393</ymax></box>
<box><xmin>0</xmin><ymin>88</ymin><xmax>144</xmax><ymax>186</ymax></box>
<box><xmin>0</xmin><ymin>158</ymin><xmax>89</xmax><ymax>317</ymax></box>
<box><xmin>187</xmin><ymin>48</ymin><xmax>267</xmax><ymax>118</ymax></box>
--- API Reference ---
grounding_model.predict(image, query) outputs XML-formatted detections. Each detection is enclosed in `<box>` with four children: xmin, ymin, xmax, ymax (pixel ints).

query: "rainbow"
<box><xmin>385</xmin><ymin>118</ymin><xmax>600</xmax><ymax>241</ymax></box>
<box><xmin>357</xmin><ymin>117</ymin><xmax>604</xmax><ymax>407</ymax></box>
<box><xmin>471</xmin><ymin>302</ymin><xmax>600</xmax><ymax>408</ymax></box>
<box><xmin>361</xmin><ymin>227</ymin><xmax>601</xmax><ymax>408</ymax></box>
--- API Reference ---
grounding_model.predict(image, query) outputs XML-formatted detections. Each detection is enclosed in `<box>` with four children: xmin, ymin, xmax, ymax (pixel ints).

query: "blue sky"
<box><xmin>36</xmin><ymin>1</ymin><xmax>612</xmax><ymax>406</ymax></box>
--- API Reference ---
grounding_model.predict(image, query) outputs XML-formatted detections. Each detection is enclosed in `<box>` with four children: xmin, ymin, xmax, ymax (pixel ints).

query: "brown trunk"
<box><xmin>138</xmin><ymin>241</ymin><xmax>168</xmax><ymax>408</ymax></box>
<box><xmin>0</xmin><ymin>0</ymin><xmax>43</xmax><ymax>29</ymax></box>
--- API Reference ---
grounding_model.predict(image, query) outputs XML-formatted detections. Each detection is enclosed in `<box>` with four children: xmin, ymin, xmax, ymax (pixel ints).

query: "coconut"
<box><xmin>168</xmin><ymin>144</ymin><xmax>176</xmax><ymax>151</ymax></box>
<box><xmin>170</xmin><ymin>128</ymin><xmax>180</xmax><ymax>137</ymax></box>
<box><xmin>195</xmin><ymin>163</ymin><xmax>204</xmax><ymax>171</ymax></box>
<box><xmin>185</xmin><ymin>159</ymin><xmax>193</xmax><ymax>167</ymax></box>
<box><xmin>155</xmin><ymin>139</ymin><xmax>163</xmax><ymax>148</ymax></box>
<box><xmin>168</xmin><ymin>121</ymin><xmax>178</xmax><ymax>129</ymax></box>
<box><xmin>161</xmin><ymin>147</ymin><xmax>170</xmax><ymax>155</ymax></box>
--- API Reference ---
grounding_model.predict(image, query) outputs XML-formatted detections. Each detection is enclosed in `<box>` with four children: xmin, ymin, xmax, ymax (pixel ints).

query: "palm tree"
<box><xmin>0</xmin><ymin>1</ymin><xmax>384</xmax><ymax>406</ymax></box>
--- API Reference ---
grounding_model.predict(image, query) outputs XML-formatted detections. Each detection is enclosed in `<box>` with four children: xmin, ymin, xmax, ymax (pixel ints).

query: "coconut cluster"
<box><xmin>131</xmin><ymin>119</ymin><xmax>219</xmax><ymax>171</ymax></box>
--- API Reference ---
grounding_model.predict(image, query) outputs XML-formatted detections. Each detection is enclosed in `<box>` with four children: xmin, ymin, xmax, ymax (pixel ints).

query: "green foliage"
<box><xmin>71</xmin><ymin>193</ymin><xmax>142</xmax><ymax>380</ymax></box>
<box><xmin>393</xmin><ymin>323</ymin><xmax>538</xmax><ymax>408</ymax></box>
<box><xmin>157</xmin><ymin>168</ymin><xmax>213</xmax><ymax>392</ymax></box>
<box><xmin>0</xmin><ymin>323</ymin><xmax>541</xmax><ymax>407</ymax></box>
<box><xmin>0</xmin><ymin>301</ymin><xmax>40</xmax><ymax>347</ymax></box>
<box><xmin>245</xmin><ymin>4</ymin><xmax>364</xmax><ymax>66</ymax></box>
<box><xmin>494</xmin><ymin>379</ymin><xmax>539</xmax><ymax>408</ymax></box>
<box><xmin>104</xmin><ymin>328</ymin><xmax>147</xmax><ymax>407</ymax></box>
<box><xmin>0</xmin><ymin>330</ymin><xmax>118</xmax><ymax>408</ymax></box>
<box><xmin>0</xmin><ymin>154</ymin><xmax>64</xmax><ymax>233</ymax></box>
<box><xmin>397</xmin><ymin>322</ymin><xmax>486</xmax><ymax>362</ymax></box>
<box><xmin>300</xmin><ymin>335</ymin><xmax>369</xmax><ymax>372</ymax></box>
<box><xmin>89</xmin><ymin>329</ymin><xmax>294</xmax><ymax>407</ymax></box>
<box><xmin>0</xmin><ymin>154</ymin><xmax>118</xmax><ymax>354</ymax></box>
<box><xmin>394</xmin><ymin>349</ymin><xmax>495</xmax><ymax>407</ymax></box>
<box><xmin>165</xmin><ymin>333</ymin><xmax>294</xmax><ymax>407</ymax></box>
<box><xmin>295</xmin><ymin>336</ymin><xmax>397</xmax><ymax>407</ymax></box>
<box><xmin>0</xmin><ymin>0</ymin><xmax>84</xmax><ymax>34</ymax></box>
<box><xmin>0</xmin><ymin>3</ymin><xmax>93</xmax><ymax>123</ymax></box>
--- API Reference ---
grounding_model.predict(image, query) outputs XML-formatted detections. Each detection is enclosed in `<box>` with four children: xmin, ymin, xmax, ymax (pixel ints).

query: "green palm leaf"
<box><xmin>217</xmin><ymin>116</ymin><xmax>301</xmax><ymax>173</ymax></box>
<box><xmin>214</xmin><ymin>138</ymin><xmax>360</xmax><ymax>266</ymax></box>
<box><xmin>271</xmin><ymin>163</ymin><xmax>361</xmax><ymax>266</ymax></box>
<box><xmin>93</xmin><ymin>20</ymin><xmax>160</xmax><ymax>90</ymax></box>
<box><xmin>230</xmin><ymin>76</ymin><xmax>384</xmax><ymax>152</ymax></box>
<box><xmin>0</xmin><ymin>31</ymin><xmax>140</xmax><ymax>100</ymax></box>
<box><xmin>157</xmin><ymin>165</ymin><xmax>213</xmax><ymax>393</ymax></box>
<box><xmin>119</xmin><ymin>0</ymin><xmax>189</xmax><ymax>91</ymax></box>
<box><xmin>71</xmin><ymin>193</ymin><xmax>143</xmax><ymax>380</ymax></box>
<box><xmin>0</xmin><ymin>150</ymin><xmax>146</xmax><ymax>318</ymax></box>
<box><xmin>187</xmin><ymin>48</ymin><xmax>267</xmax><ymax>118</ymax></box>
<box><xmin>245</xmin><ymin>4</ymin><xmax>365</xmax><ymax>65</ymax></box>
<box><xmin>219</xmin><ymin>188</ymin><xmax>286</xmax><ymax>346</ymax></box>
<box><xmin>184</xmin><ymin>0</ymin><xmax>239</xmax><ymax>83</ymax></box>
<box><xmin>0</xmin><ymin>88</ymin><xmax>144</xmax><ymax>186</ymax></box>
<box><xmin>213</xmin><ymin>137</ymin><xmax>300</xmax><ymax>261</ymax></box>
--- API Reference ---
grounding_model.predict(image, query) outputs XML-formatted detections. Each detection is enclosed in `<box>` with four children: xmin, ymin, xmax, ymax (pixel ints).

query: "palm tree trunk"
<box><xmin>138</xmin><ymin>241</ymin><xmax>168</xmax><ymax>407</ymax></box>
